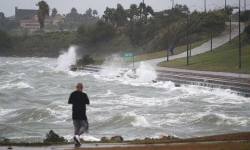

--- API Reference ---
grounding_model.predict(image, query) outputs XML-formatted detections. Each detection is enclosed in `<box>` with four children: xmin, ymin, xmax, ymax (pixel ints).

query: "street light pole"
<box><xmin>182</xmin><ymin>11</ymin><xmax>189</xmax><ymax>65</ymax></box>
<box><xmin>163</xmin><ymin>13</ymin><xmax>170</xmax><ymax>62</ymax></box>
<box><xmin>187</xmin><ymin>12</ymin><xmax>189</xmax><ymax>65</ymax></box>
<box><xmin>190</xmin><ymin>14</ymin><xmax>192</xmax><ymax>57</ymax></box>
<box><xmin>239</xmin><ymin>0</ymin><xmax>241</xmax><ymax>69</ymax></box>
<box><xmin>204</xmin><ymin>0</ymin><xmax>207</xmax><ymax>12</ymax></box>
<box><xmin>170</xmin><ymin>0</ymin><xmax>174</xmax><ymax>10</ymax></box>
<box><xmin>168</xmin><ymin>16</ymin><xmax>170</xmax><ymax>61</ymax></box>
<box><xmin>211</xmin><ymin>15</ymin><xmax>213</xmax><ymax>52</ymax></box>
<box><xmin>229</xmin><ymin>13</ymin><xmax>232</xmax><ymax>44</ymax></box>
<box><xmin>233</xmin><ymin>3</ymin><xmax>242</xmax><ymax>69</ymax></box>
<box><xmin>244</xmin><ymin>0</ymin><xmax>246</xmax><ymax>11</ymax></box>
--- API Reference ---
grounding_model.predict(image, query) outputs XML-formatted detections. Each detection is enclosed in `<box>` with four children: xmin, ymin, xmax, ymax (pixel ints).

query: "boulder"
<box><xmin>110</xmin><ymin>135</ymin><xmax>123</xmax><ymax>142</ymax></box>
<box><xmin>101</xmin><ymin>137</ymin><xmax>109</xmax><ymax>142</ymax></box>
<box><xmin>159</xmin><ymin>133</ymin><xmax>168</xmax><ymax>139</ymax></box>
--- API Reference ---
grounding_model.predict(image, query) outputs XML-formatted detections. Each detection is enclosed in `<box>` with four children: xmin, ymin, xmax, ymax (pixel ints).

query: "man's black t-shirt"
<box><xmin>68</xmin><ymin>91</ymin><xmax>90</xmax><ymax>120</ymax></box>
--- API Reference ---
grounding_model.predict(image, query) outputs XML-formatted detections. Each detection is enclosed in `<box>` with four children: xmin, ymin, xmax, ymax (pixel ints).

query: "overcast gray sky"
<box><xmin>0</xmin><ymin>0</ymin><xmax>249</xmax><ymax>17</ymax></box>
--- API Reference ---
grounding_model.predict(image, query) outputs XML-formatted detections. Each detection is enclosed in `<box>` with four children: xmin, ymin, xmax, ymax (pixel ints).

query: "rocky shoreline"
<box><xmin>158</xmin><ymin>70</ymin><xmax>250</xmax><ymax>84</ymax></box>
<box><xmin>71</xmin><ymin>65</ymin><xmax>250</xmax><ymax>97</ymax></box>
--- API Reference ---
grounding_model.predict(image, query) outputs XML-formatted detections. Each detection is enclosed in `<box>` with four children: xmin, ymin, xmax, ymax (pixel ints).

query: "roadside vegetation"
<box><xmin>158</xmin><ymin>32</ymin><xmax>250</xmax><ymax>74</ymax></box>
<box><xmin>0</xmin><ymin>1</ymin><xmax>236</xmax><ymax>60</ymax></box>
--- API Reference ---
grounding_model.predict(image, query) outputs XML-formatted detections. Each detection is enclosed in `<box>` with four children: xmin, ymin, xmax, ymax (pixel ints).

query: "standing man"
<box><xmin>68</xmin><ymin>83</ymin><xmax>90</xmax><ymax>147</ymax></box>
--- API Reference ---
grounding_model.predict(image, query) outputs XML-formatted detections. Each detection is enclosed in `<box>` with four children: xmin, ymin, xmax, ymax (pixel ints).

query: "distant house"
<box><xmin>15</xmin><ymin>7</ymin><xmax>37</xmax><ymax>20</ymax></box>
<box><xmin>20</xmin><ymin>15</ymin><xmax>53</xmax><ymax>29</ymax></box>
<box><xmin>14</xmin><ymin>7</ymin><xmax>64</xmax><ymax>30</ymax></box>
<box><xmin>19</xmin><ymin>15</ymin><xmax>64</xmax><ymax>30</ymax></box>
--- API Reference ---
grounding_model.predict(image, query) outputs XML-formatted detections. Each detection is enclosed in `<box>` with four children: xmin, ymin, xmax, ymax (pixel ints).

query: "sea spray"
<box><xmin>136</xmin><ymin>62</ymin><xmax>157</xmax><ymax>82</ymax></box>
<box><xmin>98</xmin><ymin>55</ymin><xmax>158</xmax><ymax>83</ymax></box>
<box><xmin>99</xmin><ymin>54</ymin><xmax>125</xmax><ymax>78</ymax></box>
<box><xmin>56</xmin><ymin>46</ymin><xmax>77</xmax><ymax>71</ymax></box>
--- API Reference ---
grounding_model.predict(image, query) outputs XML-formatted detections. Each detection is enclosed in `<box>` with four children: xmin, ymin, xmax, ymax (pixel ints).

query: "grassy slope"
<box><xmin>158</xmin><ymin>34</ymin><xmax>250</xmax><ymax>74</ymax></box>
<box><xmin>134</xmin><ymin>39</ymin><xmax>208</xmax><ymax>62</ymax></box>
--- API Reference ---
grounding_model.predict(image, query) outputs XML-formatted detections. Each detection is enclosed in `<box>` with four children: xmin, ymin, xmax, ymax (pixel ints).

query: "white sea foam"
<box><xmin>0</xmin><ymin>82</ymin><xmax>33</xmax><ymax>89</ymax></box>
<box><xmin>178</xmin><ymin>84</ymin><xmax>248</xmax><ymax>104</ymax></box>
<box><xmin>135</xmin><ymin>62</ymin><xmax>157</xmax><ymax>82</ymax></box>
<box><xmin>0</xmin><ymin>108</ymin><xmax>16</xmax><ymax>117</ymax></box>
<box><xmin>21</xmin><ymin>60</ymin><xmax>41</xmax><ymax>64</ymax></box>
<box><xmin>64</xmin><ymin>134</ymin><xmax>99</xmax><ymax>142</ymax></box>
<box><xmin>96</xmin><ymin>60</ymin><xmax>163</xmax><ymax>88</ymax></box>
<box><xmin>214</xmin><ymin>113</ymin><xmax>250</xmax><ymax>126</ymax></box>
<box><xmin>5</xmin><ymin>61</ymin><xmax>18</xmax><ymax>65</ymax></box>
<box><xmin>120</xmin><ymin>94</ymin><xmax>166</xmax><ymax>107</ymax></box>
<box><xmin>67</xmin><ymin>70</ymin><xmax>91</xmax><ymax>77</ymax></box>
<box><xmin>125</xmin><ymin>112</ymin><xmax>150</xmax><ymax>127</ymax></box>
<box><xmin>105</xmin><ymin>90</ymin><xmax>116</xmax><ymax>96</ymax></box>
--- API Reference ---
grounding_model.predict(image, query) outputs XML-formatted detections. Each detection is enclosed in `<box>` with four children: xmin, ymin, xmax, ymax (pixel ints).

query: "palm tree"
<box><xmin>69</xmin><ymin>7</ymin><xmax>78</xmax><ymax>22</ymax></box>
<box><xmin>36</xmin><ymin>0</ymin><xmax>50</xmax><ymax>29</ymax></box>
<box><xmin>86</xmin><ymin>8</ymin><xmax>92</xmax><ymax>19</ymax></box>
<box><xmin>138</xmin><ymin>2</ymin><xmax>146</xmax><ymax>18</ymax></box>
<box><xmin>145</xmin><ymin>6</ymin><xmax>154</xmax><ymax>18</ymax></box>
<box><xmin>93</xmin><ymin>10</ymin><xmax>98</xmax><ymax>16</ymax></box>
<box><xmin>115</xmin><ymin>4</ymin><xmax>127</xmax><ymax>26</ymax></box>
<box><xmin>71</xmin><ymin>7</ymin><xmax>78</xmax><ymax>14</ymax></box>
<box><xmin>51</xmin><ymin>8</ymin><xmax>57</xmax><ymax>17</ymax></box>
<box><xmin>129</xmin><ymin>4</ymin><xmax>138</xmax><ymax>20</ymax></box>
<box><xmin>103</xmin><ymin>7</ymin><xmax>115</xmax><ymax>22</ymax></box>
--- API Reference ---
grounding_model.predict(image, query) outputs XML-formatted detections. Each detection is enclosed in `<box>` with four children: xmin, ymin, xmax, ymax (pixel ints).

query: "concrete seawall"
<box><xmin>71</xmin><ymin>65</ymin><xmax>250</xmax><ymax>97</ymax></box>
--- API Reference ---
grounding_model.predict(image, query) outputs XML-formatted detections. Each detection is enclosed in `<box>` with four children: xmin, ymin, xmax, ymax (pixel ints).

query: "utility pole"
<box><xmin>187</xmin><ymin>12</ymin><xmax>189</xmax><ymax>65</ymax></box>
<box><xmin>190</xmin><ymin>14</ymin><xmax>192</xmax><ymax>57</ymax></box>
<box><xmin>163</xmin><ymin>13</ymin><xmax>170</xmax><ymax>61</ymax></box>
<box><xmin>204</xmin><ymin>0</ymin><xmax>207</xmax><ymax>12</ymax></box>
<box><xmin>182</xmin><ymin>11</ymin><xmax>189</xmax><ymax>65</ymax></box>
<box><xmin>244</xmin><ymin>0</ymin><xmax>246</xmax><ymax>11</ymax></box>
<box><xmin>170</xmin><ymin>0</ymin><xmax>174</xmax><ymax>10</ymax></box>
<box><xmin>225</xmin><ymin>0</ymin><xmax>227</xmax><ymax>9</ymax></box>
<box><xmin>239</xmin><ymin>0</ymin><xmax>241</xmax><ymax>69</ymax></box>
<box><xmin>211</xmin><ymin>16</ymin><xmax>213</xmax><ymax>52</ymax></box>
<box><xmin>229</xmin><ymin>13</ymin><xmax>232</xmax><ymax>44</ymax></box>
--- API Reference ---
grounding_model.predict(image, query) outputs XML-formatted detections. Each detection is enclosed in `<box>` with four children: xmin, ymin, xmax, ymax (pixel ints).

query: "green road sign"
<box><xmin>122</xmin><ymin>52</ymin><xmax>134</xmax><ymax>67</ymax></box>
<box><xmin>123</xmin><ymin>53</ymin><xmax>134</xmax><ymax>57</ymax></box>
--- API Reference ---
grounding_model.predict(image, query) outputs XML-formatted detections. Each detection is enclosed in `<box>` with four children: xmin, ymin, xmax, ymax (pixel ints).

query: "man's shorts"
<box><xmin>73</xmin><ymin>120</ymin><xmax>89</xmax><ymax>135</ymax></box>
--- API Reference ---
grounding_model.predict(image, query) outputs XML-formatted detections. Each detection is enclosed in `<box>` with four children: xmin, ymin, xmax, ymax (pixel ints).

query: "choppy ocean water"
<box><xmin>0</xmin><ymin>47</ymin><xmax>250</xmax><ymax>142</ymax></box>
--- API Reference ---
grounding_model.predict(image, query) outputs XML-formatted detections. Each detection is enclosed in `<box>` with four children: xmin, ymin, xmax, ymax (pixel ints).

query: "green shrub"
<box><xmin>77</xmin><ymin>54</ymin><xmax>95</xmax><ymax>66</ymax></box>
<box><xmin>0</xmin><ymin>29</ymin><xmax>12</xmax><ymax>49</ymax></box>
<box><xmin>77</xmin><ymin>20</ymin><xmax>115</xmax><ymax>45</ymax></box>
<box><xmin>43</xmin><ymin>130</ymin><xmax>66</xmax><ymax>143</ymax></box>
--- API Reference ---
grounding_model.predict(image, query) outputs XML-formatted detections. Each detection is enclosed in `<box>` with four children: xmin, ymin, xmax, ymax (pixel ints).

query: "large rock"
<box><xmin>101</xmin><ymin>137</ymin><xmax>109</xmax><ymax>142</ymax></box>
<box><xmin>110</xmin><ymin>135</ymin><xmax>123</xmax><ymax>142</ymax></box>
<box><xmin>159</xmin><ymin>133</ymin><xmax>168</xmax><ymax>139</ymax></box>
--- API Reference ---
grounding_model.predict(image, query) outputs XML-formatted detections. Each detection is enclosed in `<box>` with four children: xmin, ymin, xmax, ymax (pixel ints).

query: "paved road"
<box><xmin>132</xmin><ymin>23</ymin><xmax>250</xmax><ymax>78</ymax></box>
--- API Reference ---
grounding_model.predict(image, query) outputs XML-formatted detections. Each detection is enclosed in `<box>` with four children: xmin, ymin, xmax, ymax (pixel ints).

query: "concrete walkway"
<box><xmin>1</xmin><ymin>140</ymin><xmax>249</xmax><ymax>150</ymax></box>
<box><xmin>133</xmin><ymin>23</ymin><xmax>250</xmax><ymax>78</ymax></box>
